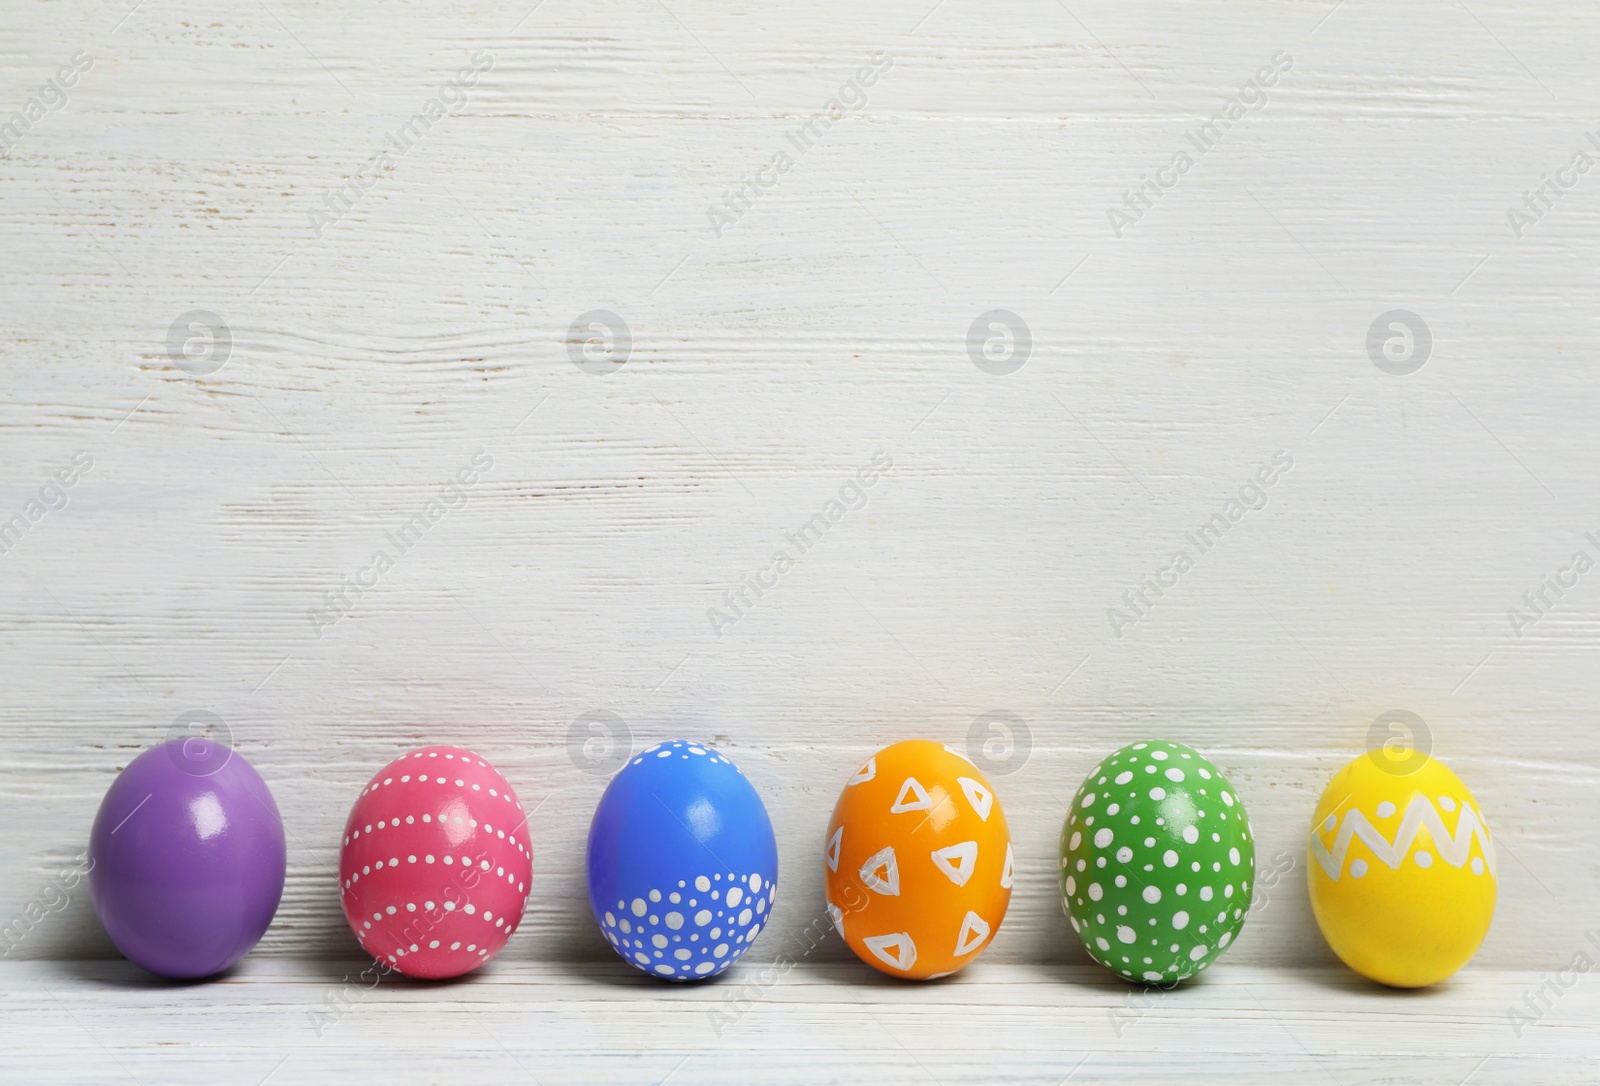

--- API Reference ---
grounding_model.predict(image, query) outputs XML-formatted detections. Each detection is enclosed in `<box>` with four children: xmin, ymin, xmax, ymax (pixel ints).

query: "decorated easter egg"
<box><xmin>587</xmin><ymin>740</ymin><xmax>778</xmax><ymax>980</ymax></box>
<box><xmin>89</xmin><ymin>738</ymin><xmax>286</xmax><ymax>978</ymax></box>
<box><xmin>1060</xmin><ymin>740</ymin><xmax>1254</xmax><ymax>985</ymax></box>
<box><xmin>1307</xmin><ymin>749</ymin><xmax>1495</xmax><ymax>987</ymax></box>
<box><xmin>339</xmin><ymin>746</ymin><xmax>533</xmax><ymax>979</ymax></box>
<box><xmin>824</xmin><ymin>740</ymin><xmax>1012</xmax><ymax>979</ymax></box>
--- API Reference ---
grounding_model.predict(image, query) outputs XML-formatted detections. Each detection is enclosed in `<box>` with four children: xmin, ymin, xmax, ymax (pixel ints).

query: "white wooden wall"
<box><xmin>2</xmin><ymin>0</ymin><xmax>1597</xmax><ymax>990</ymax></box>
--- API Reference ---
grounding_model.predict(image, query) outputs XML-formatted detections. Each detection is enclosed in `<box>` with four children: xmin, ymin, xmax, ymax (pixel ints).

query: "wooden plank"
<box><xmin>1</xmin><ymin>0</ymin><xmax>1596</xmax><ymax>1047</ymax></box>
<box><xmin>1</xmin><ymin>962</ymin><xmax>1595</xmax><ymax>1084</ymax></box>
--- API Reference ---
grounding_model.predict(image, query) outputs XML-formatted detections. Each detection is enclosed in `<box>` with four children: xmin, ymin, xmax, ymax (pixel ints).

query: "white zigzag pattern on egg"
<box><xmin>1310</xmin><ymin>795</ymin><xmax>1495</xmax><ymax>881</ymax></box>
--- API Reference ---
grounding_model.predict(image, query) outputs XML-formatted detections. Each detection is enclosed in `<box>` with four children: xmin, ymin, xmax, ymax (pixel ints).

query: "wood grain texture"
<box><xmin>2</xmin><ymin>0</ymin><xmax>1598</xmax><ymax>1035</ymax></box>
<box><xmin>2</xmin><ymin>961</ymin><xmax>1597</xmax><ymax>1084</ymax></box>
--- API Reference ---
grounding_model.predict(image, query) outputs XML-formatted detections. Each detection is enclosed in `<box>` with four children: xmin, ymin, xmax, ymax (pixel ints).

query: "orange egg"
<box><xmin>823</xmin><ymin>740</ymin><xmax>1013</xmax><ymax>979</ymax></box>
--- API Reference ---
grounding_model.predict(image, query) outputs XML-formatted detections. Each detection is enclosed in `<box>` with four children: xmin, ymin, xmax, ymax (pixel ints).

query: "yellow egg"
<box><xmin>1306</xmin><ymin>750</ymin><xmax>1496</xmax><ymax>987</ymax></box>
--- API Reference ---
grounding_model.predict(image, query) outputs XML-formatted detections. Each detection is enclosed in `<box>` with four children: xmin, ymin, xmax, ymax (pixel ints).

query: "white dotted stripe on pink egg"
<box><xmin>338</xmin><ymin>746</ymin><xmax>533</xmax><ymax>977</ymax></box>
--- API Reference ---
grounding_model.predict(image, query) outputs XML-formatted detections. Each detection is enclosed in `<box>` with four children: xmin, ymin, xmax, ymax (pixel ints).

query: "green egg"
<box><xmin>1059</xmin><ymin>740</ymin><xmax>1254</xmax><ymax>985</ymax></box>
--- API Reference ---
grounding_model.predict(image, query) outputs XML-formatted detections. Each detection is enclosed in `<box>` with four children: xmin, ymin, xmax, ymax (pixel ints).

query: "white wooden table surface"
<box><xmin>3</xmin><ymin>0</ymin><xmax>1598</xmax><ymax>1082</ymax></box>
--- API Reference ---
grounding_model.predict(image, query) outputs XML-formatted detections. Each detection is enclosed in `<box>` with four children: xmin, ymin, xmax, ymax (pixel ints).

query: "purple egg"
<box><xmin>89</xmin><ymin>738</ymin><xmax>286</xmax><ymax>978</ymax></box>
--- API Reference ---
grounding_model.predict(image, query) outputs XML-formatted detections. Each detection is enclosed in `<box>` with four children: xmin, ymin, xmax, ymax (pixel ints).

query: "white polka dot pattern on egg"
<box><xmin>1059</xmin><ymin>740</ymin><xmax>1255</xmax><ymax>986</ymax></box>
<box><xmin>594</xmin><ymin>741</ymin><xmax>777</xmax><ymax>982</ymax></box>
<box><xmin>600</xmin><ymin>870</ymin><xmax>776</xmax><ymax>981</ymax></box>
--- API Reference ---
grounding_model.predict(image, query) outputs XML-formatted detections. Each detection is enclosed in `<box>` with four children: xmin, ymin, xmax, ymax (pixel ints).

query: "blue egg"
<box><xmin>586</xmin><ymin>740</ymin><xmax>778</xmax><ymax>981</ymax></box>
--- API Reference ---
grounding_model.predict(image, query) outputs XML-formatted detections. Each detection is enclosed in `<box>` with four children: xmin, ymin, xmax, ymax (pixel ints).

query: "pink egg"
<box><xmin>338</xmin><ymin>746</ymin><xmax>533</xmax><ymax>979</ymax></box>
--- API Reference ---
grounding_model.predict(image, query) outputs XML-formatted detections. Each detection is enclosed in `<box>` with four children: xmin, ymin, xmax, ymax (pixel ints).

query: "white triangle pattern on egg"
<box><xmin>863</xmin><ymin>932</ymin><xmax>917</xmax><ymax>971</ymax></box>
<box><xmin>943</xmin><ymin>743</ymin><xmax>975</xmax><ymax>766</ymax></box>
<box><xmin>958</xmin><ymin>776</ymin><xmax>992</xmax><ymax>821</ymax></box>
<box><xmin>930</xmin><ymin>840</ymin><xmax>978</xmax><ymax>887</ymax></box>
<box><xmin>890</xmin><ymin>776</ymin><xmax>932</xmax><ymax>813</ymax></box>
<box><xmin>859</xmin><ymin>845</ymin><xmax>901</xmax><ymax>896</ymax></box>
<box><xmin>954</xmin><ymin>911</ymin><xmax>991</xmax><ymax>956</ymax></box>
<box><xmin>825</xmin><ymin>826</ymin><xmax>843</xmax><ymax>872</ymax></box>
